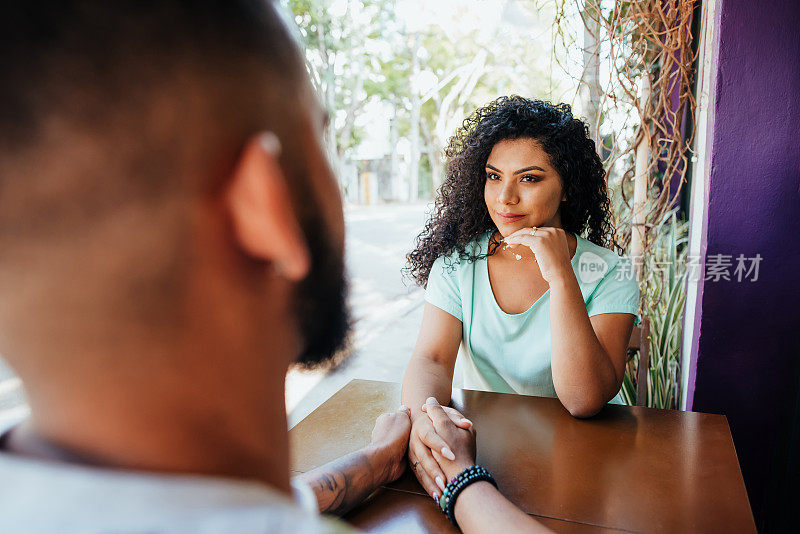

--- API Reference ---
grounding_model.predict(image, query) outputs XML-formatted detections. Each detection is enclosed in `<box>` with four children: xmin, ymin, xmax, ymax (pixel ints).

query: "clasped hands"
<box><xmin>407</xmin><ymin>397</ymin><xmax>477</xmax><ymax>500</ymax></box>
<box><xmin>367</xmin><ymin>397</ymin><xmax>476</xmax><ymax>500</ymax></box>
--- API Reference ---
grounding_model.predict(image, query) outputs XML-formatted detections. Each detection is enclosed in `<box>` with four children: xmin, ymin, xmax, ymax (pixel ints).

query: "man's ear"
<box><xmin>224</xmin><ymin>132</ymin><xmax>310</xmax><ymax>281</ymax></box>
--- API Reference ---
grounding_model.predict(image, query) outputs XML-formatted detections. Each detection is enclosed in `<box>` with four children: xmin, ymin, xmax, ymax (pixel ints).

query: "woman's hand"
<box><xmin>503</xmin><ymin>226</ymin><xmax>572</xmax><ymax>283</ymax></box>
<box><xmin>424</xmin><ymin>400</ymin><xmax>555</xmax><ymax>534</ymax></box>
<box><xmin>408</xmin><ymin>401</ymin><xmax>473</xmax><ymax>500</ymax></box>
<box><xmin>421</xmin><ymin>397</ymin><xmax>477</xmax><ymax>480</ymax></box>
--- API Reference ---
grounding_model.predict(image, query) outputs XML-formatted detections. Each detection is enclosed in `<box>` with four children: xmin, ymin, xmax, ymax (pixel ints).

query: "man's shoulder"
<box><xmin>0</xmin><ymin>439</ymin><xmax>357</xmax><ymax>533</ymax></box>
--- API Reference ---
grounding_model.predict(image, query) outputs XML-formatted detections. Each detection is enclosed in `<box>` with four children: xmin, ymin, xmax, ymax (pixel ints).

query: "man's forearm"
<box><xmin>548</xmin><ymin>273</ymin><xmax>618</xmax><ymax>417</ymax></box>
<box><xmin>297</xmin><ymin>445</ymin><xmax>388</xmax><ymax>515</ymax></box>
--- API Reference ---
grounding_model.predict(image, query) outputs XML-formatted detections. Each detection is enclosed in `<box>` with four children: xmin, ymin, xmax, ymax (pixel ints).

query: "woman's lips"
<box><xmin>496</xmin><ymin>212</ymin><xmax>525</xmax><ymax>223</ymax></box>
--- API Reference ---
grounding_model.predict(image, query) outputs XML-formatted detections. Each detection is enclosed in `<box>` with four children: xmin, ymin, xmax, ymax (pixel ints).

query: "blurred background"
<box><xmin>281</xmin><ymin>0</ymin><xmax>697</xmax><ymax>424</ymax></box>
<box><xmin>2</xmin><ymin>1</ymin><xmax>799</xmax><ymax>530</ymax></box>
<box><xmin>0</xmin><ymin>0</ymin><xmax>697</xmax><ymax>426</ymax></box>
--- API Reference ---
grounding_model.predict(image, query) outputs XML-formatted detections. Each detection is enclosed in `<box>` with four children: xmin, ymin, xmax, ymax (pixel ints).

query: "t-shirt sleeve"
<box><xmin>585</xmin><ymin>257</ymin><xmax>641</xmax><ymax>325</ymax></box>
<box><xmin>290</xmin><ymin>477</ymin><xmax>319</xmax><ymax>515</ymax></box>
<box><xmin>424</xmin><ymin>254</ymin><xmax>463</xmax><ymax>322</ymax></box>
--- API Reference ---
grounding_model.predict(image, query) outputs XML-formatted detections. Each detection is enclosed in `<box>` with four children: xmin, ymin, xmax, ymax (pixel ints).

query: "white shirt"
<box><xmin>0</xmin><ymin>415</ymin><xmax>355</xmax><ymax>533</ymax></box>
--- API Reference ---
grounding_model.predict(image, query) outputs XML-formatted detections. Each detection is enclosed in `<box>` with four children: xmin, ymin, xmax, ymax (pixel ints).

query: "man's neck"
<box><xmin>5</xmin><ymin>363</ymin><xmax>293</xmax><ymax>494</ymax></box>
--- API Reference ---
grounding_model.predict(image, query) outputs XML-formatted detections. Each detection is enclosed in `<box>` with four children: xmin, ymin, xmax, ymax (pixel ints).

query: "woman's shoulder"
<box><xmin>574</xmin><ymin>236</ymin><xmax>636</xmax><ymax>287</ymax></box>
<box><xmin>575</xmin><ymin>235</ymin><xmax>640</xmax><ymax>323</ymax></box>
<box><xmin>575</xmin><ymin>235</ymin><xmax>623</xmax><ymax>262</ymax></box>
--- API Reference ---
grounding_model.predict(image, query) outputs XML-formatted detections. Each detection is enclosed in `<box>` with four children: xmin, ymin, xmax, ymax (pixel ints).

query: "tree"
<box><xmin>580</xmin><ymin>0</ymin><xmax>603</xmax><ymax>152</ymax></box>
<box><xmin>414</xmin><ymin>0</ymin><xmax>565</xmax><ymax>192</ymax></box>
<box><xmin>284</xmin><ymin>0</ymin><xmax>400</xmax><ymax>186</ymax></box>
<box><xmin>286</xmin><ymin>0</ymin><xmax>570</xmax><ymax>200</ymax></box>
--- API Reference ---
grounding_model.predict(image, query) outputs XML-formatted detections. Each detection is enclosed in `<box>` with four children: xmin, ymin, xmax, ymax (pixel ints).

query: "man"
<box><xmin>0</xmin><ymin>1</ymin><xmax>411</xmax><ymax>531</ymax></box>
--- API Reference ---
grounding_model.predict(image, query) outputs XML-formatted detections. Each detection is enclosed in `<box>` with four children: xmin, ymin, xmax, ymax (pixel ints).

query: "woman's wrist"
<box><xmin>453</xmin><ymin>480</ymin><xmax>496</xmax><ymax>521</ymax></box>
<box><xmin>547</xmin><ymin>267</ymin><xmax>579</xmax><ymax>291</ymax></box>
<box><xmin>442</xmin><ymin>457</ymin><xmax>476</xmax><ymax>480</ymax></box>
<box><xmin>438</xmin><ymin>465</ymin><xmax>497</xmax><ymax>527</ymax></box>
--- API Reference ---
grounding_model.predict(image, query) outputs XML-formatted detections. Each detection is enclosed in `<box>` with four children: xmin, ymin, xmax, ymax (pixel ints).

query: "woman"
<box><xmin>401</xmin><ymin>96</ymin><xmax>640</xmax><ymax>501</ymax></box>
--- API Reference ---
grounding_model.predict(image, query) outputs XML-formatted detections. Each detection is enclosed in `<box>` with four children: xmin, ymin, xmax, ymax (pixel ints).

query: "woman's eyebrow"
<box><xmin>512</xmin><ymin>165</ymin><xmax>546</xmax><ymax>174</ymax></box>
<box><xmin>485</xmin><ymin>163</ymin><xmax>546</xmax><ymax>174</ymax></box>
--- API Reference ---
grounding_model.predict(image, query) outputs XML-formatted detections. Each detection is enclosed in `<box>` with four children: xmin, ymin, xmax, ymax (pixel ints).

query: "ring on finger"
<box><xmin>530</xmin><ymin>226</ymin><xmax>538</xmax><ymax>237</ymax></box>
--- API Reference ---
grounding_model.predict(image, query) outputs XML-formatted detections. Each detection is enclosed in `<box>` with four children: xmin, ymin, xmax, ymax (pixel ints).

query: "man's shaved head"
<box><xmin>0</xmin><ymin>0</ymin><xmax>305</xmax><ymax>219</ymax></box>
<box><xmin>0</xmin><ymin>0</ymin><xmax>350</xmax><ymax>383</ymax></box>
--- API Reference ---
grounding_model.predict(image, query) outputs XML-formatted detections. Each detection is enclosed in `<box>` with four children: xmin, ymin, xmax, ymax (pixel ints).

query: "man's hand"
<box><xmin>369</xmin><ymin>407</ymin><xmax>413</xmax><ymax>485</ymax></box>
<box><xmin>408</xmin><ymin>400</ymin><xmax>473</xmax><ymax>500</ymax></box>
<box><xmin>298</xmin><ymin>406</ymin><xmax>412</xmax><ymax>515</ymax></box>
<box><xmin>421</xmin><ymin>397</ymin><xmax>477</xmax><ymax>480</ymax></box>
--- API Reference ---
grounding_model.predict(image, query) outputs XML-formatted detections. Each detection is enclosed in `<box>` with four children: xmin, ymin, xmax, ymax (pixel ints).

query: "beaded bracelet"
<box><xmin>438</xmin><ymin>465</ymin><xmax>497</xmax><ymax>528</ymax></box>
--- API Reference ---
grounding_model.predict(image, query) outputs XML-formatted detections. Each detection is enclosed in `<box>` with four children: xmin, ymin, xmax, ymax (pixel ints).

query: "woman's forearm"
<box><xmin>548</xmin><ymin>273</ymin><xmax>619</xmax><ymax>417</ymax></box>
<box><xmin>401</xmin><ymin>355</ymin><xmax>454</xmax><ymax>421</ymax></box>
<box><xmin>454</xmin><ymin>481</ymin><xmax>553</xmax><ymax>533</ymax></box>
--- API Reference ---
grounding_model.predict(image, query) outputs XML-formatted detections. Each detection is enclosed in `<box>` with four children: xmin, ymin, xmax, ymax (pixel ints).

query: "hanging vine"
<box><xmin>550</xmin><ymin>0</ymin><xmax>698</xmax><ymax>255</ymax></box>
<box><xmin>548</xmin><ymin>0</ymin><xmax>699</xmax><ymax>409</ymax></box>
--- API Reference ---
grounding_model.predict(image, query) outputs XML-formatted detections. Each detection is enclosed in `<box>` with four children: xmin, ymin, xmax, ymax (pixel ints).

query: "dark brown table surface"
<box><xmin>289</xmin><ymin>379</ymin><xmax>755</xmax><ymax>533</ymax></box>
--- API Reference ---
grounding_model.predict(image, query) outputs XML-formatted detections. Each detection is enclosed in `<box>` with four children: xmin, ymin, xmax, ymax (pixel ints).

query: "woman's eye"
<box><xmin>486</xmin><ymin>173</ymin><xmax>500</xmax><ymax>181</ymax></box>
<box><xmin>521</xmin><ymin>175</ymin><xmax>540</xmax><ymax>183</ymax></box>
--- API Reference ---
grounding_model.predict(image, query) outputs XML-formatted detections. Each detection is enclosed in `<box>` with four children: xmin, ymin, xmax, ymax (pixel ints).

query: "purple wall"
<box><xmin>687</xmin><ymin>0</ymin><xmax>800</xmax><ymax>527</ymax></box>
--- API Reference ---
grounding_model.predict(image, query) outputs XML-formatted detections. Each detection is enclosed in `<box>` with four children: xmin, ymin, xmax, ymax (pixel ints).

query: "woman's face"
<box><xmin>483</xmin><ymin>137</ymin><xmax>566</xmax><ymax>237</ymax></box>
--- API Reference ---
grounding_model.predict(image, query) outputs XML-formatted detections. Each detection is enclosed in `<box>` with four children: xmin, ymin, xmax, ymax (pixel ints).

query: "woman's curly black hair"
<box><xmin>404</xmin><ymin>95</ymin><xmax>618</xmax><ymax>287</ymax></box>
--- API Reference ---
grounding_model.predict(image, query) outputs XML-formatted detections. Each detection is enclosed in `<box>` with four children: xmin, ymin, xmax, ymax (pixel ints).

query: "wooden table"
<box><xmin>290</xmin><ymin>379</ymin><xmax>755</xmax><ymax>533</ymax></box>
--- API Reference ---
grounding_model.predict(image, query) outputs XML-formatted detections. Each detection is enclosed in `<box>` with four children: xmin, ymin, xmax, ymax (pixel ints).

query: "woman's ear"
<box><xmin>224</xmin><ymin>132</ymin><xmax>310</xmax><ymax>281</ymax></box>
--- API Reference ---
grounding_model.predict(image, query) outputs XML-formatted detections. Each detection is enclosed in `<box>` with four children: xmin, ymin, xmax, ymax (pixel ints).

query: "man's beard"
<box><xmin>292</xmin><ymin>209</ymin><xmax>351</xmax><ymax>369</ymax></box>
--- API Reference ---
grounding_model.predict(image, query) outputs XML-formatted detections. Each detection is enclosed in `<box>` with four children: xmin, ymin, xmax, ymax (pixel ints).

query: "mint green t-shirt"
<box><xmin>425</xmin><ymin>231</ymin><xmax>640</xmax><ymax>402</ymax></box>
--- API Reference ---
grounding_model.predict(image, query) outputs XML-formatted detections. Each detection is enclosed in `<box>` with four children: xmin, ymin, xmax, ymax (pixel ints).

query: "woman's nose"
<box><xmin>498</xmin><ymin>182</ymin><xmax>519</xmax><ymax>205</ymax></box>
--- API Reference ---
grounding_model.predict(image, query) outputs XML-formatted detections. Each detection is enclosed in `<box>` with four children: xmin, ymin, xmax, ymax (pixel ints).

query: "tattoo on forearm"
<box><xmin>299</xmin><ymin>449</ymin><xmax>381</xmax><ymax>516</ymax></box>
